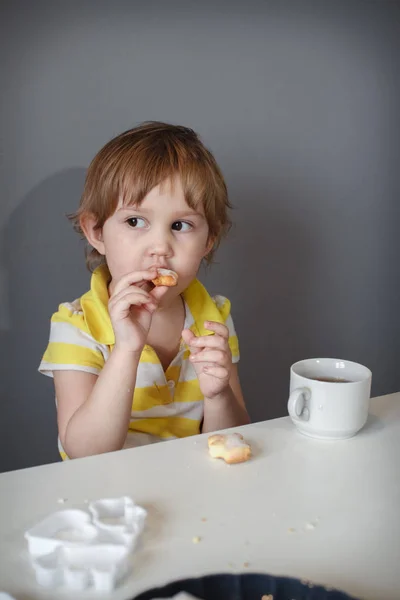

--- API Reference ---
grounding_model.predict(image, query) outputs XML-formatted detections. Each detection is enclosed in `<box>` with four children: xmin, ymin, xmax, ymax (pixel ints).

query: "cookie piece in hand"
<box><xmin>208</xmin><ymin>433</ymin><xmax>251</xmax><ymax>464</ymax></box>
<box><xmin>152</xmin><ymin>268</ymin><xmax>178</xmax><ymax>287</ymax></box>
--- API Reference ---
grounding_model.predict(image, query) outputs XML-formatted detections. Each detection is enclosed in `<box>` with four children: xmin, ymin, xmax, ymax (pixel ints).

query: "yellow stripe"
<box><xmin>60</xmin><ymin>451</ymin><xmax>68</xmax><ymax>460</ymax></box>
<box><xmin>132</xmin><ymin>385</ymin><xmax>172</xmax><ymax>410</ymax></box>
<box><xmin>133</xmin><ymin>379</ymin><xmax>204</xmax><ymax>410</ymax></box>
<box><xmin>43</xmin><ymin>343</ymin><xmax>104</xmax><ymax>370</ymax></box>
<box><xmin>165</xmin><ymin>364</ymin><xmax>180</xmax><ymax>383</ymax></box>
<box><xmin>129</xmin><ymin>417</ymin><xmax>200</xmax><ymax>438</ymax></box>
<box><xmin>229</xmin><ymin>335</ymin><xmax>239</xmax><ymax>358</ymax></box>
<box><xmin>139</xmin><ymin>346</ymin><xmax>162</xmax><ymax>364</ymax></box>
<box><xmin>174</xmin><ymin>378</ymin><xmax>203</xmax><ymax>402</ymax></box>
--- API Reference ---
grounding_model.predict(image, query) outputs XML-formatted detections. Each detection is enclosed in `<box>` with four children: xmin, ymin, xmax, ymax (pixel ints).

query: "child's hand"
<box><xmin>182</xmin><ymin>322</ymin><xmax>232</xmax><ymax>399</ymax></box>
<box><xmin>108</xmin><ymin>269</ymin><xmax>167</xmax><ymax>353</ymax></box>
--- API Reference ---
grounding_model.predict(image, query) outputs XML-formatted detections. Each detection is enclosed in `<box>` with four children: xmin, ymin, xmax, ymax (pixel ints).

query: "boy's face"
<box><xmin>88</xmin><ymin>177</ymin><xmax>212</xmax><ymax>296</ymax></box>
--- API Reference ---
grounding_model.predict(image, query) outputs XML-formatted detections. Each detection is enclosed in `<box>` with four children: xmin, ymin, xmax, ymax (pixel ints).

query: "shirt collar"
<box><xmin>81</xmin><ymin>265</ymin><xmax>224</xmax><ymax>345</ymax></box>
<box><xmin>80</xmin><ymin>264</ymin><xmax>114</xmax><ymax>345</ymax></box>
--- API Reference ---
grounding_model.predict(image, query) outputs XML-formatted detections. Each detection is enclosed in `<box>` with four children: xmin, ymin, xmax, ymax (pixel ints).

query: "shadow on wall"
<box><xmin>0</xmin><ymin>168</ymin><xmax>89</xmax><ymax>473</ymax></box>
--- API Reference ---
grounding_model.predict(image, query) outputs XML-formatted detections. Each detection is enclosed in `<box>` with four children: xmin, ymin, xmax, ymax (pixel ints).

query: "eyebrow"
<box><xmin>117</xmin><ymin>206</ymin><xmax>205</xmax><ymax>219</ymax></box>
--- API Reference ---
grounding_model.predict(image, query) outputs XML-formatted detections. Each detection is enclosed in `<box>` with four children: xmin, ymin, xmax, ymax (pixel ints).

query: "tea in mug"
<box><xmin>311</xmin><ymin>377</ymin><xmax>351</xmax><ymax>383</ymax></box>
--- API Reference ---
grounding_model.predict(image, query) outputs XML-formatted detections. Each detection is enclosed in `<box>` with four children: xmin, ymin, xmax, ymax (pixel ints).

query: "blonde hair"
<box><xmin>70</xmin><ymin>121</ymin><xmax>232</xmax><ymax>270</ymax></box>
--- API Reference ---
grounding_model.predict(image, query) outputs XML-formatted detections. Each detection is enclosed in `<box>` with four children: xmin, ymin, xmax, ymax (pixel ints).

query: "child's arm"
<box><xmin>182</xmin><ymin>322</ymin><xmax>250</xmax><ymax>433</ymax></box>
<box><xmin>55</xmin><ymin>347</ymin><xmax>141</xmax><ymax>458</ymax></box>
<box><xmin>55</xmin><ymin>269</ymin><xmax>164</xmax><ymax>458</ymax></box>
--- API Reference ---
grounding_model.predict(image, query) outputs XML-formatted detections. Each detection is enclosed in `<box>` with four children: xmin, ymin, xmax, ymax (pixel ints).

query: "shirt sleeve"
<box><xmin>38</xmin><ymin>302</ymin><xmax>108</xmax><ymax>377</ymax></box>
<box><xmin>212</xmin><ymin>295</ymin><xmax>240</xmax><ymax>363</ymax></box>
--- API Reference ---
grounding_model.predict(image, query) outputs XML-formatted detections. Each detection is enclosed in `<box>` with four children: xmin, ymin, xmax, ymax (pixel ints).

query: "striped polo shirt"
<box><xmin>39</xmin><ymin>265</ymin><xmax>239</xmax><ymax>458</ymax></box>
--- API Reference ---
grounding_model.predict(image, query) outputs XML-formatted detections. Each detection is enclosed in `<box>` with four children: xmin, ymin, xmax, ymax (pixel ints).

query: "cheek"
<box><xmin>177</xmin><ymin>236</ymin><xmax>209</xmax><ymax>270</ymax></box>
<box><xmin>103</xmin><ymin>225</ymin><xmax>131</xmax><ymax>252</ymax></box>
<box><xmin>102</xmin><ymin>226</ymin><xmax>138</xmax><ymax>270</ymax></box>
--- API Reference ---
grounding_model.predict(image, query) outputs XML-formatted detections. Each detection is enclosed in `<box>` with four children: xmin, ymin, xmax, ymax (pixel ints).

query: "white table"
<box><xmin>0</xmin><ymin>393</ymin><xmax>399</xmax><ymax>600</ymax></box>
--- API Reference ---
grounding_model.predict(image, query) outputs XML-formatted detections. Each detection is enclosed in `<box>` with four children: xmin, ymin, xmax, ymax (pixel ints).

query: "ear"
<box><xmin>80</xmin><ymin>212</ymin><xmax>106</xmax><ymax>256</ymax></box>
<box><xmin>203</xmin><ymin>236</ymin><xmax>215</xmax><ymax>258</ymax></box>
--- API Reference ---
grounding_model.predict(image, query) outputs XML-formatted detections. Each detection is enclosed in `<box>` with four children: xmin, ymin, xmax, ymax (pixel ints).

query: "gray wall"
<box><xmin>1</xmin><ymin>0</ymin><xmax>399</xmax><ymax>472</ymax></box>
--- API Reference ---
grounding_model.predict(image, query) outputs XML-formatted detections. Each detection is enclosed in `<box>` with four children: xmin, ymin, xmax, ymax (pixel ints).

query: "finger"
<box><xmin>110</xmin><ymin>291</ymin><xmax>157</xmax><ymax>317</ymax></box>
<box><xmin>190</xmin><ymin>350</ymin><xmax>229</xmax><ymax>364</ymax></box>
<box><xmin>202</xmin><ymin>365</ymin><xmax>229</xmax><ymax>379</ymax></box>
<box><xmin>188</xmin><ymin>335</ymin><xmax>227</xmax><ymax>350</ymax></box>
<box><xmin>112</xmin><ymin>269</ymin><xmax>158</xmax><ymax>296</ymax></box>
<box><xmin>150</xmin><ymin>285</ymin><xmax>171</xmax><ymax>302</ymax></box>
<box><xmin>109</xmin><ymin>286</ymin><xmax>153</xmax><ymax>308</ymax></box>
<box><xmin>203</xmin><ymin>321</ymin><xmax>229</xmax><ymax>340</ymax></box>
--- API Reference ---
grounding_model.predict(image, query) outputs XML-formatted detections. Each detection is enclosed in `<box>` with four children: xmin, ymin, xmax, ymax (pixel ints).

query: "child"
<box><xmin>39</xmin><ymin>122</ymin><xmax>250</xmax><ymax>459</ymax></box>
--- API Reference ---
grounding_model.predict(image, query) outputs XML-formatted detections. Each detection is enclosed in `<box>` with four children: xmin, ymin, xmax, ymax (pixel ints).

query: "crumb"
<box><xmin>243</xmin><ymin>562</ymin><xmax>250</xmax><ymax>568</ymax></box>
<box><xmin>288</xmin><ymin>527</ymin><xmax>296</xmax><ymax>533</ymax></box>
<box><xmin>201</xmin><ymin>517</ymin><xmax>207</xmax><ymax>522</ymax></box>
<box><xmin>305</xmin><ymin>522</ymin><xmax>315</xmax><ymax>530</ymax></box>
<box><xmin>57</xmin><ymin>498</ymin><xmax>67</xmax><ymax>504</ymax></box>
<box><xmin>192</xmin><ymin>536</ymin><xmax>201</xmax><ymax>544</ymax></box>
<box><xmin>228</xmin><ymin>562</ymin><xmax>234</xmax><ymax>568</ymax></box>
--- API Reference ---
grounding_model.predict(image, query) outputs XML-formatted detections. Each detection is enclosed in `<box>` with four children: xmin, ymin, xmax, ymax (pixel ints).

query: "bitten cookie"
<box><xmin>207</xmin><ymin>433</ymin><xmax>251</xmax><ymax>464</ymax></box>
<box><xmin>152</xmin><ymin>268</ymin><xmax>178</xmax><ymax>287</ymax></box>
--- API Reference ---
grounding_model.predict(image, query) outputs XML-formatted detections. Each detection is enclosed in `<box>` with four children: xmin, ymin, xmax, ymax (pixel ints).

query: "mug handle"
<box><xmin>288</xmin><ymin>387</ymin><xmax>311</xmax><ymax>421</ymax></box>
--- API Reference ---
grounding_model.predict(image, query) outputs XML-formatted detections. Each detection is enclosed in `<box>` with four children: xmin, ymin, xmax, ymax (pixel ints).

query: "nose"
<box><xmin>146</xmin><ymin>227</ymin><xmax>173</xmax><ymax>259</ymax></box>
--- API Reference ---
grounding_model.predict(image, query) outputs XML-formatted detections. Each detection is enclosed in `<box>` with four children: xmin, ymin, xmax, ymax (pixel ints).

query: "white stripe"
<box><xmin>49</xmin><ymin>321</ymin><xmax>110</xmax><ymax>360</ymax></box>
<box><xmin>179</xmin><ymin>360</ymin><xmax>199</xmax><ymax>383</ymax></box>
<box><xmin>131</xmin><ymin>400</ymin><xmax>203</xmax><ymax>421</ymax></box>
<box><xmin>213</xmin><ymin>294</ymin><xmax>227</xmax><ymax>309</ymax></box>
<box><xmin>135</xmin><ymin>353</ymin><xmax>201</xmax><ymax>387</ymax></box>
<box><xmin>61</xmin><ymin>299</ymin><xmax>82</xmax><ymax>313</ymax></box>
<box><xmin>38</xmin><ymin>362</ymin><xmax>101</xmax><ymax>378</ymax></box>
<box><xmin>136</xmin><ymin>361</ymin><xmax>165</xmax><ymax>388</ymax></box>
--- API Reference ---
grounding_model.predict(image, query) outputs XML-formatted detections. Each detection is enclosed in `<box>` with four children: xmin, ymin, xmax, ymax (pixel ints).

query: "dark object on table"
<box><xmin>133</xmin><ymin>572</ymin><xmax>359</xmax><ymax>600</ymax></box>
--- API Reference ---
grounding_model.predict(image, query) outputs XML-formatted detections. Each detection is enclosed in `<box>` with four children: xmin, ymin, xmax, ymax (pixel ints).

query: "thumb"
<box><xmin>150</xmin><ymin>285</ymin><xmax>170</xmax><ymax>302</ymax></box>
<box><xmin>182</xmin><ymin>329</ymin><xmax>202</xmax><ymax>356</ymax></box>
<box><xmin>181</xmin><ymin>328</ymin><xmax>195</xmax><ymax>347</ymax></box>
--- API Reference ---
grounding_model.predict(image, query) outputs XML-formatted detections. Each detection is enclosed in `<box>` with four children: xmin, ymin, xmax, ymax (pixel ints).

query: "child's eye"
<box><xmin>172</xmin><ymin>221</ymin><xmax>192</xmax><ymax>232</ymax></box>
<box><xmin>127</xmin><ymin>217</ymin><xmax>146</xmax><ymax>229</ymax></box>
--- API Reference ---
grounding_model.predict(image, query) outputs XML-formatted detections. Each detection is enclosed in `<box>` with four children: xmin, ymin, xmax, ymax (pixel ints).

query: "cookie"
<box><xmin>207</xmin><ymin>433</ymin><xmax>251</xmax><ymax>464</ymax></box>
<box><xmin>152</xmin><ymin>268</ymin><xmax>178</xmax><ymax>287</ymax></box>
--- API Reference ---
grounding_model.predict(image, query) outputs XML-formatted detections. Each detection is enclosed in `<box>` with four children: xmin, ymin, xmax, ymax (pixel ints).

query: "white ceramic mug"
<box><xmin>288</xmin><ymin>358</ymin><xmax>372</xmax><ymax>440</ymax></box>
